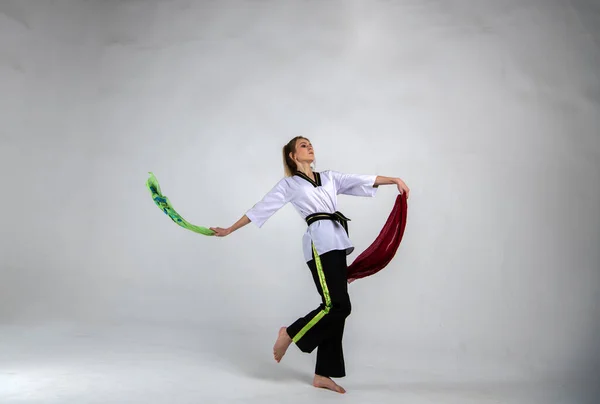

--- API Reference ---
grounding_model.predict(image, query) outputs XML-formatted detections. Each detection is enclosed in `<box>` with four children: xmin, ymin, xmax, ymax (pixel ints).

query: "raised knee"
<box><xmin>330</xmin><ymin>302</ymin><xmax>351</xmax><ymax>318</ymax></box>
<box><xmin>344</xmin><ymin>303</ymin><xmax>351</xmax><ymax>317</ymax></box>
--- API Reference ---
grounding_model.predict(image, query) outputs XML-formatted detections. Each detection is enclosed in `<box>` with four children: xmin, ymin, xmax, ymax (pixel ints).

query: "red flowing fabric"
<box><xmin>347</xmin><ymin>193</ymin><xmax>408</xmax><ymax>282</ymax></box>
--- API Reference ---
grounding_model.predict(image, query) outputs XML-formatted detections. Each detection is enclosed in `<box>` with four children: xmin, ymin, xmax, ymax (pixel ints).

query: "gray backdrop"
<box><xmin>1</xmin><ymin>0</ymin><xmax>598</xmax><ymax>403</ymax></box>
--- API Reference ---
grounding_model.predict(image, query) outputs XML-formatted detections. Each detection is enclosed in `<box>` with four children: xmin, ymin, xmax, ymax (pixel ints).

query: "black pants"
<box><xmin>286</xmin><ymin>247</ymin><xmax>351</xmax><ymax>378</ymax></box>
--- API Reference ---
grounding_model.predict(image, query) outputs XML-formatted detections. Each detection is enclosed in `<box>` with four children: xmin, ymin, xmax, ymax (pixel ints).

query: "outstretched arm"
<box><xmin>331</xmin><ymin>171</ymin><xmax>410</xmax><ymax>199</ymax></box>
<box><xmin>374</xmin><ymin>175</ymin><xmax>410</xmax><ymax>198</ymax></box>
<box><xmin>210</xmin><ymin>179</ymin><xmax>290</xmax><ymax>237</ymax></box>
<box><xmin>210</xmin><ymin>215</ymin><xmax>250</xmax><ymax>237</ymax></box>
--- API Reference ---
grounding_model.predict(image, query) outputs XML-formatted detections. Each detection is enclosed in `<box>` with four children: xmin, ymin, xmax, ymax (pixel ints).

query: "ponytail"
<box><xmin>282</xmin><ymin>136</ymin><xmax>306</xmax><ymax>176</ymax></box>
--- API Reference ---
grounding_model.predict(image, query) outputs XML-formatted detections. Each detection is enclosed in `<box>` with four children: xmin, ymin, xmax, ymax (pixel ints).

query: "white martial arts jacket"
<box><xmin>245</xmin><ymin>170</ymin><xmax>378</xmax><ymax>262</ymax></box>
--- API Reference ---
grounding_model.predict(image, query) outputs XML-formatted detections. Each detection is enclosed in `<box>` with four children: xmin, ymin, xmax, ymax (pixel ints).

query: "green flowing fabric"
<box><xmin>146</xmin><ymin>172</ymin><xmax>215</xmax><ymax>236</ymax></box>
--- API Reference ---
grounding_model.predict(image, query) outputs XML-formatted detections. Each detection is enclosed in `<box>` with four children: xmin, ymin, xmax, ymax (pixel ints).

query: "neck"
<box><xmin>296</xmin><ymin>162</ymin><xmax>313</xmax><ymax>176</ymax></box>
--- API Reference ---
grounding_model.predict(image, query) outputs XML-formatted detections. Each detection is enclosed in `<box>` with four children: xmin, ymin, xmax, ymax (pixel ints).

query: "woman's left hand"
<box><xmin>395</xmin><ymin>178</ymin><xmax>410</xmax><ymax>199</ymax></box>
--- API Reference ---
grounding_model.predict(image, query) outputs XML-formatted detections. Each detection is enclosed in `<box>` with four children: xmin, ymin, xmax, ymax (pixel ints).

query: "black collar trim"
<box><xmin>294</xmin><ymin>171</ymin><xmax>321</xmax><ymax>187</ymax></box>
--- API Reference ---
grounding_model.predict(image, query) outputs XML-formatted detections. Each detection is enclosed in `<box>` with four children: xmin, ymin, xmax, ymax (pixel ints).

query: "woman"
<box><xmin>210</xmin><ymin>136</ymin><xmax>409</xmax><ymax>394</ymax></box>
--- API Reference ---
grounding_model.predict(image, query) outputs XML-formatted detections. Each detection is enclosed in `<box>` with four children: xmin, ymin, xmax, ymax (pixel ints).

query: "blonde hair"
<box><xmin>282</xmin><ymin>136</ymin><xmax>309</xmax><ymax>176</ymax></box>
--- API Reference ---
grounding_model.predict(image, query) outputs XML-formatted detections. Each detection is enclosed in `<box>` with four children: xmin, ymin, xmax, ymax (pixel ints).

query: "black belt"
<box><xmin>305</xmin><ymin>211</ymin><xmax>351</xmax><ymax>236</ymax></box>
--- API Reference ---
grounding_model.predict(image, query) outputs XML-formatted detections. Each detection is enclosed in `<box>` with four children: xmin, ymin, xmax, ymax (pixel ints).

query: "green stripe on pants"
<box><xmin>292</xmin><ymin>243</ymin><xmax>332</xmax><ymax>343</ymax></box>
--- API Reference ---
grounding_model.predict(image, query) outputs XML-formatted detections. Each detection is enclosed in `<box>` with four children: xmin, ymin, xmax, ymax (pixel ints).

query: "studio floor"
<box><xmin>1</xmin><ymin>322</ymin><xmax>594</xmax><ymax>404</ymax></box>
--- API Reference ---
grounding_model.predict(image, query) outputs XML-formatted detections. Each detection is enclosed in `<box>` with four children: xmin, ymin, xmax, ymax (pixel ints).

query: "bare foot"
<box><xmin>313</xmin><ymin>374</ymin><xmax>346</xmax><ymax>394</ymax></box>
<box><xmin>273</xmin><ymin>327</ymin><xmax>292</xmax><ymax>362</ymax></box>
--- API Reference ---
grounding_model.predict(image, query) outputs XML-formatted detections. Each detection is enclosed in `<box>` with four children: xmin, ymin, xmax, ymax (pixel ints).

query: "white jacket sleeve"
<box><xmin>245</xmin><ymin>179</ymin><xmax>290</xmax><ymax>228</ymax></box>
<box><xmin>330</xmin><ymin>170</ymin><xmax>378</xmax><ymax>197</ymax></box>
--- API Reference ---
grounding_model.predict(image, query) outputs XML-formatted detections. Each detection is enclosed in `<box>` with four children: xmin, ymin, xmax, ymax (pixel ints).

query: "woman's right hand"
<box><xmin>210</xmin><ymin>227</ymin><xmax>231</xmax><ymax>237</ymax></box>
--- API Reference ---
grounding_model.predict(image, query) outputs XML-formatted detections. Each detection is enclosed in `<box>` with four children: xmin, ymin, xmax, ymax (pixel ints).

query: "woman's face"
<box><xmin>292</xmin><ymin>138</ymin><xmax>314</xmax><ymax>163</ymax></box>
